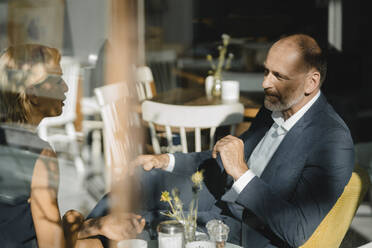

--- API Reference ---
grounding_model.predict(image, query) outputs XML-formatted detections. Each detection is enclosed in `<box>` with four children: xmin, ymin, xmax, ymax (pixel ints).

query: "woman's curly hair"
<box><xmin>0</xmin><ymin>44</ymin><xmax>61</xmax><ymax>123</ymax></box>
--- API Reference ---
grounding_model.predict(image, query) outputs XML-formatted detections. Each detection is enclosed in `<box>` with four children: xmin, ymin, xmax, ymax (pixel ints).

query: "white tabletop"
<box><xmin>147</xmin><ymin>240</ymin><xmax>242</xmax><ymax>248</ymax></box>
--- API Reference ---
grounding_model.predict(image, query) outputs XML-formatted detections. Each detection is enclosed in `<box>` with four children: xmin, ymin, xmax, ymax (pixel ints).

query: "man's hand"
<box><xmin>132</xmin><ymin>154</ymin><xmax>170</xmax><ymax>171</ymax></box>
<box><xmin>212</xmin><ymin>135</ymin><xmax>248</xmax><ymax>180</ymax></box>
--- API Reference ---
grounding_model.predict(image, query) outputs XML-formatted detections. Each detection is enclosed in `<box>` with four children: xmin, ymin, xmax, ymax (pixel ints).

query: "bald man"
<box><xmin>135</xmin><ymin>34</ymin><xmax>354</xmax><ymax>247</ymax></box>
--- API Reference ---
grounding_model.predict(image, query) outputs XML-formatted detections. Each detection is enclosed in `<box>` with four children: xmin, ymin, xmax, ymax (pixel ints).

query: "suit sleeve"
<box><xmin>236</xmin><ymin>127</ymin><xmax>355</xmax><ymax>247</ymax></box>
<box><xmin>172</xmin><ymin>150</ymin><xmax>215</xmax><ymax>175</ymax></box>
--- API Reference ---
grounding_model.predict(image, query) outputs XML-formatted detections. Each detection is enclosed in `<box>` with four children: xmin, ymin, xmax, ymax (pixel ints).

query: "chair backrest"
<box><xmin>94</xmin><ymin>82</ymin><xmax>129</xmax><ymax>107</ymax></box>
<box><xmin>300</xmin><ymin>165</ymin><xmax>371</xmax><ymax>248</ymax></box>
<box><xmin>38</xmin><ymin>56</ymin><xmax>80</xmax><ymax>138</ymax></box>
<box><xmin>94</xmin><ymin>83</ymin><xmax>142</xmax><ymax>189</ymax></box>
<box><xmin>141</xmin><ymin>100</ymin><xmax>244</xmax><ymax>154</ymax></box>
<box><xmin>94</xmin><ymin>83</ymin><xmax>127</xmax><ymax>189</ymax></box>
<box><xmin>99</xmin><ymin>98</ymin><xmax>142</xmax><ymax>189</ymax></box>
<box><xmin>135</xmin><ymin>66</ymin><xmax>155</xmax><ymax>101</ymax></box>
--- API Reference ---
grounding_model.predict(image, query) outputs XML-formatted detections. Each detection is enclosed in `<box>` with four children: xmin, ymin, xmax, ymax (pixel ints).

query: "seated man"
<box><xmin>134</xmin><ymin>33</ymin><xmax>354</xmax><ymax>247</ymax></box>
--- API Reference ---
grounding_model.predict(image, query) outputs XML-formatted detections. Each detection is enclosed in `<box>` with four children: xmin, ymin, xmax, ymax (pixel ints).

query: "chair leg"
<box><xmin>91</xmin><ymin>129</ymin><xmax>102</xmax><ymax>172</ymax></box>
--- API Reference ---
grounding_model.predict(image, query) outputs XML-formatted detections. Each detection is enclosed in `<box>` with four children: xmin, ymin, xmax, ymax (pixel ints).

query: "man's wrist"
<box><xmin>232</xmin><ymin>169</ymin><xmax>256</xmax><ymax>195</ymax></box>
<box><xmin>164</xmin><ymin>153</ymin><xmax>175</xmax><ymax>172</ymax></box>
<box><xmin>232</xmin><ymin>162</ymin><xmax>249</xmax><ymax>181</ymax></box>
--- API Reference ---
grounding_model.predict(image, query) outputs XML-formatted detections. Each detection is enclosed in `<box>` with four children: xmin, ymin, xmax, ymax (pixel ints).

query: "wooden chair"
<box><xmin>94</xmin><ymin>82</ymin><xmax>127</xmax><ymax>190</ymax></box>
<box><xmin>94</xmin><ymin>82</ymin><xmax>129</xmax><ymax>106</ymax></box>
<box><xmin>94</xmin><ymin>83</ymin><xmax>142</xmax><ymax>190</ymax></box>
<box><xmin>141</xmin><ymin>100</ymin><xmax>244</xmax><ymax>154</ymax></box>
<box><xmin>300</xmin><ymin>165</ymin><xmax>370</xmax><ymax>248</ymax></box>
<box><xmin>135</xmin><ymin>66</ymin><xmax>156</xmax><ymax>101</ymax></box>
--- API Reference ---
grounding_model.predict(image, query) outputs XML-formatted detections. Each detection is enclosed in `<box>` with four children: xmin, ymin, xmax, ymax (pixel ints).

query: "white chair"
<box><xmin>94</xmin><ymin>81</ymin><xmax>129</xmax><ymax>107</ymax></box>
<box><xmin>94</xmin><ymin>82</ymin><xmax>130</xmax><ymax>163</ymax></box>
<box><xmin>141</xmin><ymin>101</ymin><xmax>244</xmax><ymax>154</ymax></box>
<box><xmin>94</xmin><ymin>82</ymin><xmax>142</xmax><ymax>191</ymax></box>
<box><xmin>135</xmin><ymin>66</ymin><xmax>155</xmax><ymax>101</ymax></box>
<box><xmin>37</xmin><ymin>56</ymin><xmax>85</xmax><ymax>182</ymax></box>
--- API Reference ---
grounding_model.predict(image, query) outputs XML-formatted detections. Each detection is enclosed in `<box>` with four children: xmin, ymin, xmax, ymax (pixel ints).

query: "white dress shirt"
<box><xmin>166</xmin><ymin>91</ymin><xmax>321</xmax><ymax>203</ymax></box>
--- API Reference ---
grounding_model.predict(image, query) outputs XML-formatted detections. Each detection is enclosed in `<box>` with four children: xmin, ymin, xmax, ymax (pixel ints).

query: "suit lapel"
<box><xmin>243</xmin><ymin>112</ymin><xmax>273</xmax><ymax>162</ymax></box>
<box><xmin>260</xmin><ymin>121</ymin><xmax>305</xmax><ymax>181</ymax></box>
<box><xmin>223</xmin><ymin>109</ymin><xmax>273</xmax><ymax>189</ymax></box>
<box><xmin>260</xmin><ymin>93</ymin><xmax>327</xmax><ymax>181</ymax></box>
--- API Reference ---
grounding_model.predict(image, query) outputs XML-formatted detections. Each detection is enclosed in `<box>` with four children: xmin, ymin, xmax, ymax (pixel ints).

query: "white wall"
<box><xmin>65</xmin><ymin>0</ymin><xmax>108</xmax><ymax>64</ymax></box>
<box><xmin>0</xmin><ymin>3</ymin><xmax>8</xmax><ymax>51</ymax></box>
<box><xmin>162</xmin><ymin>0</ymin><xmax>193</xmax><ymax>46</ymax></box>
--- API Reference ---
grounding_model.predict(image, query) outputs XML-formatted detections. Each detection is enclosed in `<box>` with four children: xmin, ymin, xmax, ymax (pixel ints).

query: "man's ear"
<box><xmin>305</xmin><ymin>70</ymin><xmax>320</xmax><ymax>95</ymax></box>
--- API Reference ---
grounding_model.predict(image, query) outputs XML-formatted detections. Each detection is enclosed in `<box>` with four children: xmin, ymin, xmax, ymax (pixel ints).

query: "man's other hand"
<box><xmin>212</xmin><ymin>135</ymin><xmax>248</xmax><ymax>180</ymax></box>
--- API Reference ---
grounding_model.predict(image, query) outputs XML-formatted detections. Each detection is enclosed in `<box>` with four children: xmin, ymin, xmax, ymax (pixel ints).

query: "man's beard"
<box><xmin>264</xmin><ymin>91</ymin><xmax>305</xmax><ymax>112</ymax></box>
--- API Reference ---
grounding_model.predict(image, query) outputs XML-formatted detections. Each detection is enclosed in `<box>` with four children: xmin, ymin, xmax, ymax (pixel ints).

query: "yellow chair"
<box><xmin>300</xmin><ymin>165</ymin><xmax>371</xmax><ymax>248</ymax></box>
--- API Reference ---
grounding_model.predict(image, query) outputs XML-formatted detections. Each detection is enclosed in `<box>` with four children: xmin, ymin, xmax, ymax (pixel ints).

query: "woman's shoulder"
<box><xmin>0</xmin><ymin>123</ymin><xmax>53</xmax><ymax>154</ymax></box>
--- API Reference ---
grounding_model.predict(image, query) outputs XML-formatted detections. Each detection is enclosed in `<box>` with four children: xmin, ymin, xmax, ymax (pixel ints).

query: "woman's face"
<box><xmin>31</xmin><ymin>62</ymin><xmax>69</xmax><ymax>118</ymax></box>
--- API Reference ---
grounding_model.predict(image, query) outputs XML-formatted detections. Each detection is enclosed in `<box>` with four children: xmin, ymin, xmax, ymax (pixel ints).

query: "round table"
<box><xmin>147</xmin><ymin>240</ymin><xmax>242</xmax><ymax>248</ymax></box>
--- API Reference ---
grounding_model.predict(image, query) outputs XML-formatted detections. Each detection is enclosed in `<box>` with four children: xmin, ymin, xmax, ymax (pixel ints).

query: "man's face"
<box><xmin>262</xmin><ymin>41</ymin><xmax>308</xmax><ymax>112</ymax></box>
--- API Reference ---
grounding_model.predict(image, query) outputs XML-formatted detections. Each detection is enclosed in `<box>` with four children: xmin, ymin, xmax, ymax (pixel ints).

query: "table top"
<box><xmin>150</xmin><ymin>87</ymin><xmax>264</xmax><ymax>118</ymax></box>
<box><xmin>147</xmin><ymin>240</ymin><xmax>242</xmax><ymax>248</ymax></box>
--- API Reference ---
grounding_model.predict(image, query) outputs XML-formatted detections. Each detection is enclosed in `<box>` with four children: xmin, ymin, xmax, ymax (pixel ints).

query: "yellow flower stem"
<box><xmin>167</xmin><ymin>200</ymin><xmax>177</xmax><ymax>215</ymax></box>
<box><xmin>194</xmin><ymin>198</ymin><xmax>198</xmax><ymax>226</ymax></box>
<box><xmin>225</xmin><ymin>55</ymin><xmax>232</xmax><ymax>70</ymax></box>
<box><xmin>168</xmin><ymin>199</ymin><xmax>186</xmax><ymax>224</ymax></box>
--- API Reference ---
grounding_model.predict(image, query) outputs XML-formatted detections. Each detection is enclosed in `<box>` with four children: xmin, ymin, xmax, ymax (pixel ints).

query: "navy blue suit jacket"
<box><xmin>88</xmin><ymin>93</ymin><xmax>354</xmax><ymax>248</ymax></box>
<box><xmin>171</xmin><ymin>93</ymin><xmax>354</xmax><ymax>247</ymax></box>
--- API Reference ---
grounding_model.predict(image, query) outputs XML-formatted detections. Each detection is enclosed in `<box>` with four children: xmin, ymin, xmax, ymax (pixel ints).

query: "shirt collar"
<box><xmin>271</xmin><ymin>91</ymin><xmax>321</xmax><ymax>132</ymax></box>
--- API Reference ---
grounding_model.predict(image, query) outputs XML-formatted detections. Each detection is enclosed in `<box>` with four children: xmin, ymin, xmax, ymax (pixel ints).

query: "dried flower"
<box><xmin>225</xmin><ymin>53</ymin><xmax>234</xmax><ymax>70</ymax></box>
<box><xmin>159</xmin><ymin>170</ymin><xmax>205</xmax><ymax>235</ymax></box>
<box><xmin>191</xmin><ymin>170</ymin><xmax>204</xmax><ymax>188</ymax></box>
<box><xmin>206</xmin><ymin>33</ymin><xmax>234</xmax><ymax>80</ymax></box>
<box><xmin>222</xmin><ymin>33</ymin><xmax>230</xmax><ymax>46</ymax></box>
<box><xmin>206</xmin><ymin>55</ymin><xmax>216</xmax><ymax>71</ymax></box>
<box><xmin>160</xmin><ymin>191</ymin><xmax>171</xmax><ymax>203</ymax></box>
<box><xmin>172</xmin><ymin>188</ymin><xmax>183</xmax><ymax>210</ymax></box>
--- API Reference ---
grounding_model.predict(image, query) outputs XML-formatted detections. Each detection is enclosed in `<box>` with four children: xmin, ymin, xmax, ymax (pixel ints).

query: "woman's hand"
<box><xmin>79</xmin><ymin>213</ymin><xmax>146</xmax><ymax>242</ymax></box>
<box><xmin>62</xmin><ymin>210</ymin><xmax>84</xmax><ymax>246</ymax></box>
<box><xmin>63</xmin><ymin>209</ymin><xmax>84</xmax><ymax>233</ymax></box>
<box><xmin>98</xmin><ymin>213</ymin><xmax>146</xmax><ymax>241</ymax></box>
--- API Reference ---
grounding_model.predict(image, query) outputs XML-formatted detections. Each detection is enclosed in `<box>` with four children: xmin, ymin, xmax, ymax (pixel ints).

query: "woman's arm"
<box><xmin>31</xmin><ymin>148</ymin><xmax>145</xmax><ymax>248</ymax></box>
<box><xmin>30</xmin><ymin>148</ymin><xmax>103</xmax><ymax>248</ymax></box>
<box><xmin>30</xmin><ymin>148</ymin><xmax>66</xmax><ymax>248</ymax></box>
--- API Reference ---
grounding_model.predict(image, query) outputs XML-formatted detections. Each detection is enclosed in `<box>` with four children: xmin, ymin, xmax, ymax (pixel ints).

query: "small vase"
<box><xmin>183</xmin><ymin>222</ymin><xmax>196</xmax><ymax>244</ymax></box>
<box><xmin>205</xmin><ymin>75</ymin><xmax>214</xmax><ymax>99</ymax></box>
<box><xmin>211</xmin><ymin>76</ymin><xmax>222</xmax><ymax>99</ymax></box>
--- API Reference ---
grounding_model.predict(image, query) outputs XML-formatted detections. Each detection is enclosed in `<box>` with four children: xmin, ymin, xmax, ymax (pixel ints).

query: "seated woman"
<box><xmin>0</xmin><ymin>44</ymin><xmax>145</xmax><ymax>248</ymax></box>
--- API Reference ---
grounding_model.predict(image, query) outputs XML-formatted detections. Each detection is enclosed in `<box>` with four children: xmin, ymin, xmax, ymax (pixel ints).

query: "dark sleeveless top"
<box><xmin>0</xmin><ymin>124</ymin><xmax>53</xmax><ymax>248</ymax></box>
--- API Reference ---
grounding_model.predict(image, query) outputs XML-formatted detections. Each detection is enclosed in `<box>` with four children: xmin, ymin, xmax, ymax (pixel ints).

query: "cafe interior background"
<box><xmin>1</xmin><ymin>0</ymin><xmax>372</xmax><ymax>246</ymax></box>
